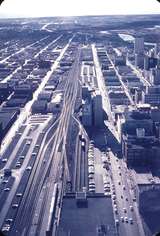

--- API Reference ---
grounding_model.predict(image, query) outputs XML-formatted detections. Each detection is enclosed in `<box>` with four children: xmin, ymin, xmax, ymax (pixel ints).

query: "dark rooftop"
<box><xmin>57</xmin><ymin>195</ymin><xmax>116</xmax><ymax>236</ymax></box>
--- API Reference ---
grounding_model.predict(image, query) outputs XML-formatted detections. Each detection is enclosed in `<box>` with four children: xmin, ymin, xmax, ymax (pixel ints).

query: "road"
<box><xmin>73</xmin><ymin>129</ymin><xmax>87</xmax><ymax>192</ymax></box>
<box><xmin>0</xmin><ymin>36</ymin><xmax>49</xmax><ymax>66</ymax></box>
<box><xmin>0</xmin><ymin>114</ymin><xmax>56</xmax><ymax>227</ymax></box>
<box><xmin>1</xmin><ymin>34</ymin><xmax>61</xmax><ymax>87</ymax></box>
<box><xmin>72</xmin><ymin>114</ymin><xmax>89</xmax><ymax>192</ymax></box>
<box><xmin>41</xmin><ymin>23</ymin><xmax>53</xmax><ymax>32</ymax></box>
<box><xmin>109</xmin><ymin>151</ymin><xmax>145</xmax><ymax>236</ymax></box>
<box><xmin>34</xmin><ymin>35</ymin><xmax>62</xmax><ymax>59</ymax></box>
<box><xmin>126</xmin><ymin>59</ymin><xmax>151</xmax><ymax>87</ymax></box>
<box><xmin>105</xmin><ymin>50</ymin><xmax>135</xmax><ymax>107</ymax></box>
<box><xmin>112</xmin><ymin>46</ymin><xmax>152</xmax><ymax>87</ymax></box>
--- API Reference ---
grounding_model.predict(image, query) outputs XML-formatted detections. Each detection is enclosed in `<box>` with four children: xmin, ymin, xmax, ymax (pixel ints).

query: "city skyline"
<box><xmin>0</xmin><ymin>0</ymin><xmax>160</xmax><ymax>18</ymax></box>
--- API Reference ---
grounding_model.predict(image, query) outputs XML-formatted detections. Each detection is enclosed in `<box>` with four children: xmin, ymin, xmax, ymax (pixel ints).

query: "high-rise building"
<box><xmin>134</xmin><ymin>37</ymin><xmax>144</xmax><ymax>54</ymax></box>
<box><xmin>143</xmin><ymin>85</ymin><xmax>160</xmax><ymax>106</ymax></box>
<box><xmin>133</xmin><ymin>172</ymin><xmax>160</xmax><ymax>213</ymax></box>
<box><xmin>121</xmin><ymin>109</ymin><xmax>158</xmax><ymax>167</ymax></box>
<box><xmin>150</xmin><ymin>67</ymin><xmax>160</xmax><ymax>85</ymax></box>
<box><xmin>0</xmin><ymin>122</ymin><xmax>2</xmax><ymax>145</ymax></box>
<box><xmin>82</xmin><ymin>99</ymin><xmax>92</xmax><ymax>127</ymax></box>
<box><xmin>144</xmin><ymin>54</ymin><xmax>158</xmax><ymax>71</ymax></box>
<box><xmin>155</xmin><ymin>43</ymin><xmax>160</xmax><ymax>57</ymax></box>
<box><xmin>92</xmin><ymin>90</ymin><xmax>103</xmax><ymax>127</ymax></box>
<box><xmin>135</xmin><ymin>53</ymin><xmax>144</xmax><ymax>68</ymax></box>
<box><xmin>82</xmin><ymin>86</ymin><xmax>91</xmax><ymax>100</ymax></box>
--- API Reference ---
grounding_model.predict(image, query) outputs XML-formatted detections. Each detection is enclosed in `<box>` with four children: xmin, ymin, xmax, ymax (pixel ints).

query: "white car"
<box><xmin>102</xmin><ymin>156</ymin><xmax>108</xmax><ymax>164</ymax></box>
<box><xmin>121</xmin><ymin>216</ymin><xmax>124</xmax><ymax>222</ymax></box>
<box><xmin>4</xmin><ymin>188</ymin><xmax>10</xmax><ymax>192</ymax></box>
<box><xmin>88</xmin><ymin>150</ymin><xmax>94</xmax><ymax>153</ymax></box>
<box><xmin>88</xmin><ymin>163</ymin><xmax>94</xmax><ymax>168</ymax></box>
<box><xmin>129</xmin><ymin>218</ymin><xmax>133</xmax><ymax>224</ymax></box>
<box><xmin>89</xmin><ymin>184</ymin><xmax>95</xmax><ymax>189</ymax></box>
<box><xmin>88</xmin><ymin>175</ymin><xmax>94</xmax><ymax>180</ymax></box>
<box><xmin>88</xmin><ymin>166</ymin><xmax>94</xmax><ymax>174</ymax></box>
<box><xmin>26</xmin><ymin>140</ymin><xmax>31</xmax><ymax>145</ymax></box>
<box><xmin>88</xmin><ymin>160</ymin><xmax>94</xmax><ymax>165</ymax></box>
<box><xmin>89</xmin><ymin>181</ymin><xmax>95</xmax><ymax>186</ymax></box>
<box><xmin>32</xmin><ymin>153</ymin><xmax>37</xmax><ymax>157</ymax></box>
<box><xmin>104</xmin><ymin>188</ymin><xmax>110</xmax><ymax>192</ymax></box>
<box><xmin>2</xmin><ymin>224</ymin><xmax>10</xmax><ymax>232</ymax></box>
<box><xmin>130</xmin><ymin>205</ymin><xmax>134</xmax><ymax>211</ymax></box>
<box><xmin>26</xmin><ymin>166</ymin><xmax>32</xmax><ymax>171</ymax></box>
<box><xmin>16</xmin><ymin>193</ymin><xmax>22</xmax><ymax>197</ymax></box>
<box><xmin>133</xmin><ymin>197</ymin><xmax>136</xmax><ymax>202</ymax></box>
<box><xmin>5</xmin><ymin>218</ymin><xmax>13</xmax><ymax>224</ymax></box>
<box><xmin>104</xmin><ymin>185</ymin><xmax>110</xmax><ymax>189</ymax></box>
<box><xmin>115</xmin><ymin>219</ymin><xmax>119</xmax><ymax>226</ymax></box>
<box><xmin>12</xmin><ymin>204</ymin><xmax>18</xmax><ymax>208</ymax></box>
<box><xmin>89</xmin><ymin>187</ymin><xmax>95</xmax><ymax>192</ymax></box>
<box><xmin>123</xmin><ymin>208</ymin><xmax>127</xmax><ymax>213</ymax></box>
<box><xmin>16</xmin><ymin>162</ymin><xmax>21</xmax><ymax>168</ymax></box>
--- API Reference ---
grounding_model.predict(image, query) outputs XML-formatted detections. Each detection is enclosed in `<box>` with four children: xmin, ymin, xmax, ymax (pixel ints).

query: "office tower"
<box><xmin>82</xmin><ymin>99</ymin><xmax>92</xmax><ymax>127</ymax></box>
<box><xmin>135</xmin><ymin>53</ymin><xmax>144</xmax><ymax>68</ymax></box>
<box><xmin>150</xmin><ymin>67</ymin><xmax>160</xmax><ymax>85</ymax></box>
<box><xmin>143</xmin><ymin>85</ymin><xmax>160</xmax><ymax>106</ymax></box>
<box><xmin>92</xmin><ymin>90</ymin><xmax>103</xmax><ymax>127</ymax></box>
<box><xmin>144</xmin><ymin>54</ymin><xmax>158</xmax><ymax>71</ymax></box>
<box><xmin>134</xmin><ymin>37</ymin><xmax>144</xmax><ymax>54</ymax></box>
<box><xmin>155</xmin><ymin>43</ymin><xmax>160</xmax><ymax>57</ymax></box>
<box><xmin>121</xmin><ymin>109</ymin><xmax>157</xmax><ymax>167</ymax></box>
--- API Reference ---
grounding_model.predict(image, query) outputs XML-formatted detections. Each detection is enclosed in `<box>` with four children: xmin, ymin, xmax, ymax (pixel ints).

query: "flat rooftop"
<box><xmin>57</xmin><ymin>195</ymin><xmax>116</xmax><ymax>236</ymax></box>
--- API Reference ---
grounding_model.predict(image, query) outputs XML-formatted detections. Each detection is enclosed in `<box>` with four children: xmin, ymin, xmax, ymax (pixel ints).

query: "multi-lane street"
<box><xmin>0</xmin><ymin>114</ymin><xmax>57</xmax><ymax>227</ymax></box>
<box><xmin>109</xmin><ymin>152</ymin><xmax>145</xmax><ymax>236</ymax></box>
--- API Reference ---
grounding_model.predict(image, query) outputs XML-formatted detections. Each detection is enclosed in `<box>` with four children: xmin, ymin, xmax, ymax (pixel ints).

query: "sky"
<box><xmin>0</xmin><ymin>0</ymin><xmax>160</xmax><ymax>18</ymax></box>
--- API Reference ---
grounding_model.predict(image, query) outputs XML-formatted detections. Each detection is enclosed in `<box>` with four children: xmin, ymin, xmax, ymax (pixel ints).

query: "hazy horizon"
<box><xmin>0</xmin><ymin>0</ymin><xmax>160</xmax><ymax>18</ymax></box>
